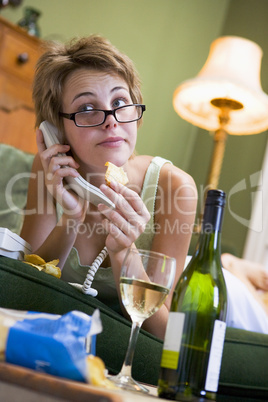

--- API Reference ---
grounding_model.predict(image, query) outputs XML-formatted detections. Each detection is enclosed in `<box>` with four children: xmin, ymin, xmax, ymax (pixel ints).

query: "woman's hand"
<box><xmin>36</xmin><ymin>128</ymin><xmax>89</xmax><ymax>222</ymax></box>
<box><xmin>98</xmin><ymin>180</ymin><xmax>150</xmax><ymax>254</ymax></box>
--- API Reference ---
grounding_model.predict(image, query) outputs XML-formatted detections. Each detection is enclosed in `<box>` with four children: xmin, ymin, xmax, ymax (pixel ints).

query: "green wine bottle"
<box><xmin>158</xmin><ymin>189</ymin><xmax>227</xmax><ymax>401</ymax></box>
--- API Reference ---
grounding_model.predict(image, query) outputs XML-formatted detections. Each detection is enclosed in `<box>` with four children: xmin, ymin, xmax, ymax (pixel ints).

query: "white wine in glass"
<box><xmin>109</xmin><ymin>248</ymin><xmax>176</xmax><ymax>393</ymax></box>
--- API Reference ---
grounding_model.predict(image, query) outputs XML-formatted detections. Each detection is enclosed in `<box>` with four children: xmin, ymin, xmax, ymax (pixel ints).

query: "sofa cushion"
<box><xmin>218</xmin><ymin>327</ymin><xmax>268</xmax><ymax>399</ymax></box>
<box><xmin>0</xmin><ymin>144</ymin><xmax>34</xmax><ymax>234</ymax></box>
<box><xmin>0</xmin><ymin>255</ymin><xmax>267</xmax><ymax>399</ymax></box>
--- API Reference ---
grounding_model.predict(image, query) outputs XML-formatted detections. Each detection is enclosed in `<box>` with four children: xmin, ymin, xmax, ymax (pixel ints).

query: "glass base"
<box><xmin>108</xmin><ymin>373</ymin><xmax>149</xmax><ymax>393</ymax></box>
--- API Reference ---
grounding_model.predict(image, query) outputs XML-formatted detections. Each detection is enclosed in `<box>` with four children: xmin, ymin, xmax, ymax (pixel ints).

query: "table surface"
<box><xmin>0</xmin><ymin>361</ymin><xmax>159</xmax><ymax>402</ymax></box>
<box><xmin>0</xmin><ymin>362</ymin><xmax>259</xmax><ymax>402</ymax></box>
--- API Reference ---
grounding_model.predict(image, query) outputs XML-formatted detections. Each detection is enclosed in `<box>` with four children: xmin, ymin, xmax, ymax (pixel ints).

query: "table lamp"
<box><xmin>173</xmin><ymin>36</ymin><xmax>268</xmax><ymax>199</ymax></box>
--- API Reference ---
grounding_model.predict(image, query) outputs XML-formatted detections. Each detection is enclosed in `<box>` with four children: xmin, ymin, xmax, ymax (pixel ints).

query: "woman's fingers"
<box><xmin>37</xmin><ymin>129</ymin><xmax>79</xmax><ymax>185</ymax></box>
<box><xmin>37</xmin><ymin>128</ymin><xmax>70</xmax><ymax>159</ymax></box>
<box><xmin>99</xmin><ymin>204</ymin><xmax>146</xmax><ymax>238</ymax></box>
<box><xmin>98</xmin><ymin>181</ymin><xmax>150</xmax><ymax>252</ymax></box>
<box><xmin>100</xmin><ymin>181</ymin><xmax>150</xmax><ymax>218</ymax></box>
<box><xmin>35</xmin><ymin>129</ymin><xmax>88</xmax><ymax>222</ymax></box>
<box><xmin>101</xmin><ymin>217</ymin><xmax>141</xmax><ymax>251</ymax></box>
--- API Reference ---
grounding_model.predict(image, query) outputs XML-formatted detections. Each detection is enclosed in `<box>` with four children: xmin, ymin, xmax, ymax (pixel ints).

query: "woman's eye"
<box><xmin>79</xmin><ymin>104</ymin><xmax>93</xmax><ymax>112</ymax></box>
<box><xmin>113</xmin><ymin>98</ymin><xmax>128</xmax><ymax>108</ymax></box>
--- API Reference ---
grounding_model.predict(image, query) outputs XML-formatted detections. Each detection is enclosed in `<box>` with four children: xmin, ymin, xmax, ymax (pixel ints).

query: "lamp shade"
<box><xmin>173</xmin><ymin>36</ymin><xmax>268</xmax><ymax>135</ymax></box>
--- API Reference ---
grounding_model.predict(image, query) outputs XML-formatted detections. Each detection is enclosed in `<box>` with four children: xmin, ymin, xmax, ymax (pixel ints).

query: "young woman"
<box><xmin>21</xmin><ymin>35</ymin><xmax>197</xmax><ymax>339</ymax></box>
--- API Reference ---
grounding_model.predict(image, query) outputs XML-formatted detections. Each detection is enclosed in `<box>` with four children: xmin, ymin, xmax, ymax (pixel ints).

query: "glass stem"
<box><xmin>119</xmin><ymin>320</ymin><xmax>142</xmax><ymax>377</ymax></box>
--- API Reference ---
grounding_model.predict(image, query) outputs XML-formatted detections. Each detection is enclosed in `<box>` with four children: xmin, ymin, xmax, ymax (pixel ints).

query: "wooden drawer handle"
<box><xmin>17</xmin><ymin>52</ymin><xmax>29</xmax><ymax>64</ymax></box>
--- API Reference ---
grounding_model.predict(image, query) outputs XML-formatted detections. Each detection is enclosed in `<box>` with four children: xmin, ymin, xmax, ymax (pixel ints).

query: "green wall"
<box><xmin>2</xmin><ymin>0</ymin><xmax>268</xmax><ymax>257</ymax></box>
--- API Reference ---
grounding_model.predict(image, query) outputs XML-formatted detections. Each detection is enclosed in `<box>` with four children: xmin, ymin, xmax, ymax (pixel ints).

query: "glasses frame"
<box><xmin>59</xmin><ymin>104</ymin><xmax>146</xmax><ymax>127</ymax></box>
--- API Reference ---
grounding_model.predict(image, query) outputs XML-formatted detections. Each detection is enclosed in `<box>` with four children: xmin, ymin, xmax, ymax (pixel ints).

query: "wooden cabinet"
<box><xmin>0</xmin><ymin>16</ymin><xmax>43</xmax><ymax>154</ymax></box>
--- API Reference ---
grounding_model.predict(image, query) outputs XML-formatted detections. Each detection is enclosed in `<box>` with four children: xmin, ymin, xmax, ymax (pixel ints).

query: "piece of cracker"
<box><xmin>105</xmin><ymin>162</ymin><xmax>128</xmax><ymax>186</ymax></box>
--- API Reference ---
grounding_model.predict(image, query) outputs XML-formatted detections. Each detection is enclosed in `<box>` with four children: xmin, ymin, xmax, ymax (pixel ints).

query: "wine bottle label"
<box><xmin>160</xmin><ymin>312</ymin><xmax>185</xmax><ymax>369</ymax></box>
<box><xmin>205</xmin><ymin>320</ymin><xmax>226</xmax><ymax>392</ymax></box>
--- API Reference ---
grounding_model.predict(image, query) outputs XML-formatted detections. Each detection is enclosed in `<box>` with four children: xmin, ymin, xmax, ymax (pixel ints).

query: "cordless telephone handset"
<box><xmin>39</xmin><ymin>121</ymin><xmax>115</xmax><ymax>209</ymax></box>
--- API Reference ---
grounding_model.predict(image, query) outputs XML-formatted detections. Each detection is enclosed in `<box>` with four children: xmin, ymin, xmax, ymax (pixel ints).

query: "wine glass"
<box><xmin>109</xmin><ymin>248</ymin><xmax>176</xmax><ymax>393</ymax></box>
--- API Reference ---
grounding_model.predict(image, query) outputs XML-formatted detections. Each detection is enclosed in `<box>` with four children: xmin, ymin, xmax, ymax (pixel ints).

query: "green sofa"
<box><xmin>0</xmin><ymin>256</ymin><xmax>267</xmax><ymax>400</ymax></box>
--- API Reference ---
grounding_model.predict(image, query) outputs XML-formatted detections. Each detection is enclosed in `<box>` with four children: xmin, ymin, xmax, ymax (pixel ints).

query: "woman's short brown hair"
<box><xmin>33</xmin><ymin>35</ymin><xmax>143</xmax><ymax>130</ymax></box>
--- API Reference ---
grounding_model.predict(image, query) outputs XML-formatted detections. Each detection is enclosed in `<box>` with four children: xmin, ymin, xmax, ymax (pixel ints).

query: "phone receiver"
<box><xmin>39</xmin><ymin>121</ymin><xmax>115</xmax><ymax>209</ymax></box>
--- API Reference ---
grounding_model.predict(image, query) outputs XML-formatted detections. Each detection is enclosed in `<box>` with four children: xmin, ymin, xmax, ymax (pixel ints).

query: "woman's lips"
<box><xmin>98</xmin><ymin>137</ymin><xmax>125</xmax><ymax>147</ymax></box>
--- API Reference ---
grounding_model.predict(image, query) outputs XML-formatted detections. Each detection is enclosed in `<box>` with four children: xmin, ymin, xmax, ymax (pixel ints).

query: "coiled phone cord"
<box><xmin>69</xmin><ymin>246</ymin><xmax>108</xmax><ymax>297</ymax></box>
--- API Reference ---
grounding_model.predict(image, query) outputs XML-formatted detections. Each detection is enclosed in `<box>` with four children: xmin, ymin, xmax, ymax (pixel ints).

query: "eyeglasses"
<box><xmin>59</xmin><ymin>104</ymin><xmax>146</xmax><ymax>127</ymax></box>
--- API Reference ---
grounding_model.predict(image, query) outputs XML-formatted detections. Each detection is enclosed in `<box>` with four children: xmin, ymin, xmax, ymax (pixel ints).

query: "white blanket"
<box><xmin>223</xmin><ymin>268</ymin><xmax>268</xmax><ymax>334</ymax></box>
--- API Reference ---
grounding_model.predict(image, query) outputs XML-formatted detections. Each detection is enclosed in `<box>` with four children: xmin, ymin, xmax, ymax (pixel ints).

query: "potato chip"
<box><xmin>0</xmin><ymin>316</ymin><xmax>9</xmax><ymax>361</ymax></box>
<box><xmin>24</xmin><ymin>262</ymin><xmax>44</xmax><ymax>271</ymax></box>
<box><xmin>24</xmin><ymin>254</ymin><xmax>46</xmax><ymax>265</ymax></box>
<box><xmin>86</xmin><ymin>355</ymin><xmax>118</xmax><ymax>389</ymax></box>
<box><xmin>48</xmin><ymin>259</ymin><xmax>60</xmax><ymax>266</ymax></box>
<box><xmin>23</xmin><ymin>254</ymin><xmax>61</xmax><ymax>279</ymax></box>
<box><xmin>43</xmin><ymin>263</ymin><xmax>61</xmax><ymax>279</ymax></box>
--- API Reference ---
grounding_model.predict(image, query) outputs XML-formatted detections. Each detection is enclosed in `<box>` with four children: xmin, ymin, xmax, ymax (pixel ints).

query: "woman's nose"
<box><xmin>104</xmin><ymin>112</ymin><xmax>118</xmax><ymax>128</ymax></box>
